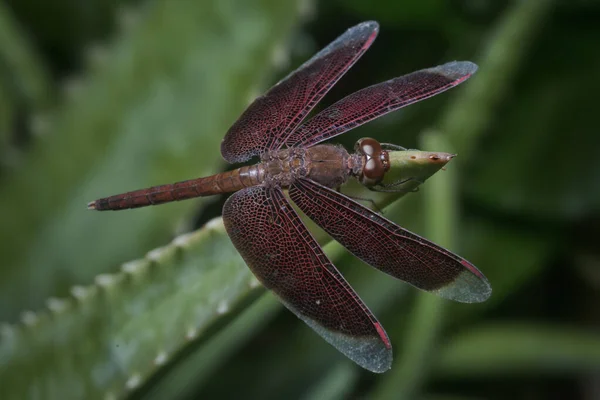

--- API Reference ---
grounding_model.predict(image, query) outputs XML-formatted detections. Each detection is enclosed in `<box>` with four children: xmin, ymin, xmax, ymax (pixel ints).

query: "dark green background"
<box><xmin>0</xmin><ymin>0</ymin><xmax>599</xmax><ymax>399</ymax></box>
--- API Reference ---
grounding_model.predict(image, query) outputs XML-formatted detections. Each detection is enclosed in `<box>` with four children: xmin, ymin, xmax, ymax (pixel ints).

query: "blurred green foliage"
<box><xmin>1</xmin><ymin>0</ymin><xmax>599</xmax><ymax>399</ymax></box>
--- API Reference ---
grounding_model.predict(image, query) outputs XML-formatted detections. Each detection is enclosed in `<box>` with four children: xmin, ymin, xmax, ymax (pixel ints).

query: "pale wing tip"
<box><xmin>328</xmin><ymin>332</ymin><xmax>393</xmax><ymax>373</ymax></box>
<box><xmin>351</xmin><ymin>21</ymin><xmax>380</xmax><ymax>49</ymax></box>
<box><xmin>434</xmin><ymin>265</ymin><xmax>492</xmax><ymax>304</ymax></box>
<box><xmin>429</xmin><ymin>60</ymin><xmax>479</xmax><ymax>81</ymax></box>
<box><xmin>280</xmin><ymin>298</ymin><xmax>393</xmax><ymax>373</ymax></box>
<box><xmin>305</xmin><ymin>319</ymin><xmax>393</xmax><ymax>372</ymax></box>
<box><xmin>356</xmin><ymin>20</ymin><xmax>380</xmax><ymax>32</ymax></box>
<box><xmin>316</xmin><ymin>326</ymin><xmax>393</xmax><ymax>373</ymax></box>
<box><xmin>459</xmin><ymin>259</ymin><xmax>492</xmax><ymax>302</ymax></box>
<box><xmin>462</xmin><ymin>279</ymin><xmax>492</xmax><ymax>303</ymax></box>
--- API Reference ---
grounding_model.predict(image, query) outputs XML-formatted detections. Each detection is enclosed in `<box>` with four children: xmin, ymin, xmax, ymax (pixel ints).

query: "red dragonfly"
<box><xmin>89</xmin><ymin>21</ymin><xmax>491</xmax><ymax>373</ymax></box>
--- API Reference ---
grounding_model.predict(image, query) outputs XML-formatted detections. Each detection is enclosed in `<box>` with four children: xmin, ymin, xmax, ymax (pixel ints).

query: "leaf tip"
<box><xmin>146</xmin><ymin>246</ymin><xmax>169</xmax><ymax>262</ymax></box>
<box><xmin>125</xmin><ymin>373</ymin><xmax>142</xmax><ymax>390</ymax></box>
<box><xmin>153</xmin><ymin>351</ymin><xmax>169</xmax><ymax>366</ymax></box>
<box><xmin>46</xmin><ymin>297</ymin><xmax>69</xmax><ymax>315</ymax></box>
<box><xmin>185</xmin><ymin>327</ymin><xmax>198</xmax><ymax>341</ymax></box>
<box><xmin>122</xmin><ymin>260</ymin><xmax>147</xmax><ymax>276</ymax></box>
<box><xmin>95</xmin><ymin>273</ymin><xmax>118</xmax><ymax>288</ymax></box>
<box><xmin>217</xmin><ymin>300</ymin><xmax>230</xmax><ymax>315</ymax></box>
<box><xmin>248</xmin><ymin>276</ymin><xmax>261</xmax><ymax>289</ymax></box>
<box><xmin>172</xmin><ymin>231</ymin><xmax>196</xmax><ymax>248</ymax></box>
<box><xmin>70</xmin><ymin>285</ymin><xmax>93</xmax><ymax>300</ymax></box>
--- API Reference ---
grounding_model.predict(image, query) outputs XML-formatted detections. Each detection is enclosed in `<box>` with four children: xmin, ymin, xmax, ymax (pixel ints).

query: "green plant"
<box><xmin>1</xmin><ymin>0</ymin><xmax>599</xmax><ymax>399</ymax></box>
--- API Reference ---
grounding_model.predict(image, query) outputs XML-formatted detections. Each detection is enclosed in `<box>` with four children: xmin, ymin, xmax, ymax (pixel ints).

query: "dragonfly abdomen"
<box><xmin>88</xmin><ymin>164</ymin><xmax>264</xmax><ymax>211</ymax></box>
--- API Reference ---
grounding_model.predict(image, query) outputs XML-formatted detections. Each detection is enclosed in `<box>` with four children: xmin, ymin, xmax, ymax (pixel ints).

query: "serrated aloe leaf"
<box><xmin>0</xmin><ymin>147</ymin><xmax>449</xmax><ymax>399</ymax></box>
<box><xmin>0</xmin><ymin>0</ymin><xmax>303</xmax><ymax>321</ymax></box>
<box><xmin>0</xmin><ymin>218</ymin><xmax>259</xmax><ymax>400</ymax></box>
<box><xmin>140</xmin><ymin>292</ymin><xmax>282</xmax><ymax>400</ymax></box>
<box><xmin>0</xmin><ymin>214</ymin><xmax>403</xmax><ymax>400</ymax></box>
<box><xmin>437</xmin><ymin>324</ymin><xmax>600</xmax><ymax>377</ymax></box>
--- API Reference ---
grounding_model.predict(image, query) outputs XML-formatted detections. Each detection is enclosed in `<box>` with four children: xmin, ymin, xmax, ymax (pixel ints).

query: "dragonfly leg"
<box><xmin>372</xmin><ymin>177</ymin><xmax>424</xmax><ymax>193</ymax></box>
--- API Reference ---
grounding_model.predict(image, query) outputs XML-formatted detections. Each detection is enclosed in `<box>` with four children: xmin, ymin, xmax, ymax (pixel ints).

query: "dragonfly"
<box><xmin>88</xmin><ymin>21</ymin><xmax>491</xmax><ymax>373</ymax></box>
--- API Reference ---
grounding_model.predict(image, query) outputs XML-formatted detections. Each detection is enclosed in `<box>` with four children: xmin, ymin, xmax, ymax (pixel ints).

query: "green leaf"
<box><xmin>141</xmin><ymin>293</ymin><xmax>286</xmax><ymax>400</ymax></box>
<box><xmin>0</xmin><ymin>138</ymin><xmax>455</xmax><ymax>399</ymax></box>
<box><xmin>0</xmin><ymin>0</ymin><xmax>303</xmax><ymax>322</ymax></box>
<box><xmin>0</xmin><ymin>218</ymin><xmax>258</xmax><ymax>400</ymax></box>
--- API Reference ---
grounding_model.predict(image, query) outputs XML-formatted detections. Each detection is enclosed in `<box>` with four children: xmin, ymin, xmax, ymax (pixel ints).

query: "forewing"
<box><xmin>289</xmin><ymin>178</ymin><xmax>491</xmax><ymax>303</ymax></box>
<box><xmin>223</xmin><ymin>186</ymin><xmax>392</xmax><ymax>372</ymax></box>
<box><xmin>221</xmin><ymin>21</ymin><xmax>379</xmax><ymax>163</ymax></box>
<box><xmin>287</xmin><ymin>61</ymin><xmax>477</xmax><ymax>148</ymax></box>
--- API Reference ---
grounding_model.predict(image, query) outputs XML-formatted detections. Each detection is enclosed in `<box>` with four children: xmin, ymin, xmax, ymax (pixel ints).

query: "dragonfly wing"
<box><xmin>223</xmin><ymin>186</ymin><xmax>392</xmax><ymax>372</ymax></box>
<box><xmin>221</xmin><ymin>21</ymin><xmax>379</xmax><ymax>163</ymax></box>
<box><xmin>287</xmin><ymin>61</ymin><xmax>477</xmax><ymax>148</ymax></box>
<box><xmin>289</xmin><ymin>178</ymin><xmax>491</xmax><ymax>303</ymax></box>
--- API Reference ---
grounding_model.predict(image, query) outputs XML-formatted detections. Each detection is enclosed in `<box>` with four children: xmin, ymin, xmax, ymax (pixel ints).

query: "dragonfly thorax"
<box><xmin>259</xmin><ymin>144</ymin><xmax>351</xmax><ymax>189</ymax></box>
<box><xmin>258</xmin><ymin>139</ymin><xmax>391</xmax><ymax>190</ymax></box>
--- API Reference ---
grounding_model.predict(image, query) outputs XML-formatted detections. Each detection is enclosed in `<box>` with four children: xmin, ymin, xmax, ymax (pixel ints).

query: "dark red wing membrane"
<box><xmin>223</xmin><ymin>186</ymin><xmax>392</xmax><ymax>372</ymax></box>
<box><xmin>286</xmin><ymin>61</ymin><xmax>477</xmax><ymax>148</ymax></box>
<box><xmin>221</xmin><ymin>21</ymin><xmax>379</xmax><ymax>163</ymax></box>
<box><xmin>289</xmin><ymin>178</ymin><xmax>491</xmax><ymax>303</ymax></box>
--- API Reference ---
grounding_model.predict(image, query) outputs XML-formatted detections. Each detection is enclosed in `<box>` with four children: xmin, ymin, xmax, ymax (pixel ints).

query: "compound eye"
<box><xmin>363</xmin><ymin>157</ymin><xmax>385</xmax><ymax>184</ymax></box>
<box><xmin>356</xmin><ymin>138</ymin><xmax>386</xmax><ymax>186</ymax></box>
<box><xmin>355</xmin><ymin>137</ymin><xmax>381</xmax><ymax>156</ymax></box>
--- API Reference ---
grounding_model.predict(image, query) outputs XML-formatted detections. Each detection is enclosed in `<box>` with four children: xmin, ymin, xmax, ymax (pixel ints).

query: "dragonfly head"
<box><xmin>354</xmin><ymin>138</ymin><xmax>390</xmax><ymax>187</ymax></box>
